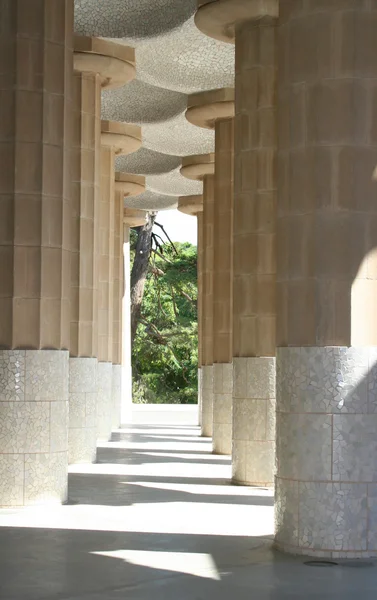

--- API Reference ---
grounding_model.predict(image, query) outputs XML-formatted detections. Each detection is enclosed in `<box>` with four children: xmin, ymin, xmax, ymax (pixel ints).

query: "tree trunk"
<box><xmin>130</xmin><ymin>211</ymin><xmax>157</xmax><ymax>344</ymax></box>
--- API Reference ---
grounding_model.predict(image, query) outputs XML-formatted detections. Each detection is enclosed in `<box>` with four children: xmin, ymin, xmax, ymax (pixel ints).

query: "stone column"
<box><xmin>112</xmin><ymin>175</ymin><xmax>145</xmax><ymax>429</ymax></box>
<box><xmin>273</xmin><ymin>1</ymin><xmax>377</xmax><ymax>558</ymax></box>
<box><xmin>97</xmin><ymin>122</ymin><xmax>142</xmax><ymax>441</ymax></box>
<box><xmin>196</xmin><ymin>0</ymin><xmax>278</xmax><ymax>484</ymax></box>
<box><xmin>186</xmin><ymin>89</ymin><xmax>234</xmax><ymax>454</ymax></box>
<box><xmin>178</xmin><ymin>195</ymin><xmax>204</xmax><ymax>426</ymax></box>
<box><xmin>122</xmin><ymin>209</ymin><xmax>147</xmax><ymax>424</ymax></box>
<box><xmin>197</xmin><ymin>211</ymin><xmax>204</xmax><ymax>427</ymax></box>
<box><xmin>181</xmin><ymin>155</ymin><xmax>215</xmax><ymax>436</ymax></box>
<box><xmin>0</xmin><ymin>0</ymin><xmax>73</xmax><ymax>506</ymax></box>
<box><xmin>69</xmin><ymin>37</ymin><xmax>135</xmax><ymax>463</ymax></box>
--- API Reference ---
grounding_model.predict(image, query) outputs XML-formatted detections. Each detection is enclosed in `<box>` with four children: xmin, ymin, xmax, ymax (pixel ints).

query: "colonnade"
<box><xmin>0</xmin><ymin>2</ymin><xmax>145</xmax><ymax>507</ymax></box>
<box><xmin>1</xmin><ymin>0</ymin><xmax>377</xmax><ymax>560</ymax></box>
<box><xmin>180</xmin><ymin>0</ymin><xmax>377</xmax><ymax>558</ymax></box>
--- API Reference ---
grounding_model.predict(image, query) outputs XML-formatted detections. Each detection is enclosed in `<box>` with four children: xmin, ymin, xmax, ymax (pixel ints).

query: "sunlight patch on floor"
<box><xmin>91</xmin><ymin>550</ymin><xmax>221</xmax><ymax>580</ymax></box>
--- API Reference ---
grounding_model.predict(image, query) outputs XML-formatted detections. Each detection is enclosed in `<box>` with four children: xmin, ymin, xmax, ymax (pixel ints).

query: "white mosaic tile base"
<box><xmin>201</xmin><ymin>365</ymin><xmax>213</xmax><ymax>438</ymax></box>
<box><xmin>198</xmin><ymin>368</ymin><xmax>202</xmax><ymax>427</ymax></box>
<box><xmin>275</xmin><ymin>346</ymin><xmax>377</xmax><ymax>557</ymax></box>
<box><xmin>212</xmin><ymin>363</ymin><xmax>232</xmax><ymax>455</ymax></box>
<box><xmin>68</xmin><ymin>358</ymin><xmax>97</xmax><ymax>465</ymax></box>
<box><xmin>112</xmin><ymin>364</ymin><xmax>122</xmax><ymax>430</ymax></box>
<box><xmin>0</xmin><ymin>350</ymin><xmax>69</xmax><ymax>507</ymax></box>
<box><xmin>232</xmin><ymin>357</ymin><xmax>276</xmax><ymax>486</ymax></box>
<box><xmin>96</xmin><ymin>361</ymin><xmax>113</xmax><ymax>441</ymax></box>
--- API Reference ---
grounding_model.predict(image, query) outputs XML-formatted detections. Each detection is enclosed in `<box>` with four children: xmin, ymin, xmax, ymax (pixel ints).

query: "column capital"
<box><xmin>180</xmin><ymin>153</ymin><xmax>215</xmax><ymax>181</ymax></box>
<box><xmin>123</xmin><ymin>208</ymin><xmax>147</xmax><ymax>227</ymax></box>
<box><xmin>74</xmin><ymin>35</ymin><xmax>135</xmax><ymax>88</ymax></box>
<box><xmin>178</xmin><ymin>195</ymin><xmax>203</xmax><ymax>216</ymax></box>
<box><xmin>186</xmin><ymin>88</ymin><xmax>234</xmax><ymax>130</ymax></box>
<box><xmin>195</xmin><ymin>0</ymin><xmax>279</xmax><ymax>44</ymax></box>
<box><xmin>101</xmin><ymin>120</ymin><xmax>142</xmax><ymax>155</ymax></box>
<box><xmin>115</xmin><ymin>172</ymin><xmax>145</xmax><ymax>197</ymax></box>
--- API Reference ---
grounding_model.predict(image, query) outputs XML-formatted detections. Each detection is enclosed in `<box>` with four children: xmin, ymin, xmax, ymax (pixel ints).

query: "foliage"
<box><xmin>131</xmin><ymin>233</ymin><xmax>198</xmax><ymax>404</ymax></box>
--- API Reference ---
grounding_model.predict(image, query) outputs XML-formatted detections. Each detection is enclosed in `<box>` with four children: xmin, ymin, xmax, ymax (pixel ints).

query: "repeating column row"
<box><xmin>0</xmin><ymin>4</ymin><xmax>145</xmax><ymax>505</ymax></box>
<box><xmin>195</xmin><ymin>0</ymin><xmax>377</xmax><ymax>558</ymax></box>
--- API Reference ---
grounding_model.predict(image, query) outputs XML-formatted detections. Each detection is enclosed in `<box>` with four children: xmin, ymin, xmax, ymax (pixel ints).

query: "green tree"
<box><xmin>131</xmin><ymin>236</ymin><xmax>198</xmax><ymax>404</ymax></box>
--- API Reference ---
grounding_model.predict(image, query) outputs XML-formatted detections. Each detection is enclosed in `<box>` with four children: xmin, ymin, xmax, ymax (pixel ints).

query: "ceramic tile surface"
<box><xmin>201</xmin><ymin>365</ymin><xmax>213</xmax><ymax>437</ymax></box>
<box><xmin>232</xmin><ymin>358</ymin><xmax>276</xmax><ymax>486</ymax></box>
<box><xmin>274</xmin><ymin>477</ymin><xmax>299</xmax><ymax>546</ymax></box>
<box><xmin>0</xmin><ymin>350</ymin><xmax>25</xmax><ymax>402</ymax></box>
<box><xmin>277</xmin><ymin>347</ymin><xmax>369</xmax><ymax>414</ymax></box>
<box><xmin>0</xmin><ymin>402</ymin><xmax>50</xmax><ymax>454</ymax></box>
<box><xmin>0</xmin><ymin>454</ymin><xmax>25</xmax><ymax>506</ymax></box>
<box><xmin>69</xmin><ymin>358</ymin><xmax>97</xmax><ymax>394</ymax></box>
<box><xmin>24</xmin><ymin>452</ymin><xmax>68</xmax><ymax>505</ymax></box>
<box><xmin>0</xmin><ymin>350</ymin><xmax>69</xmax><ymax>506</ymax></box>
<box><xmin>298</xmin><ymin>482</ymin><xmax>368</xmax><ymax>552</ymax></box>
<box><xmin>276</xmin><ymin>346</ymin><xmax>377</xmax><ymax>555</ymax></box>
<box><xmin>276</xmin><ymin>412</ymin><xmax>332</xmax><ymax>480</ymax></box>
<box><xmin>25</xmin><ymin>351</ymin><xmax>69</xmax><ymax>401</ymax></box>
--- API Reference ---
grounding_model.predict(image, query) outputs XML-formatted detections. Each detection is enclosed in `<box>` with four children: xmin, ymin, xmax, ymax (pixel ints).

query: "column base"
<box><xmin>68</xmin><ymin>357</ymin><xmax>97</xmax><ymax>464</ymax></box>
<box><xmin>0</xmin><ymin>350</ymin><xmax>68</xmax><ymax>507</ymax></box>
<box><xmin>201</xmin><ymin>365</ymin><xmax>213</xmax><ymax>437</ymax></box>
<box><xmin>232</xmin><ymin>357</ymin><xmax>275</xmax><ymax>486</ymax></box>
<box><xmin>212</xmin><ymin>362</ymin><xmax>232</xmax><ymax>454</ymax></box>
<box><xmin>198</xmin><ymin>367</ymin><xmax>202</xmax><ymax>427</ymax></box>
<box><xmin>96</xmin><ymin>361</ymin><xmax>113</xmax><ymax>441</ymax></box>
<box><xmin>112</xmin><ymin>364</ymin><xmax>121</xmax><ymax>429</ymax></box>
<box><xmin>275</xmin><ymin>346</ymin><xmax>377</xmax><ymax>557</ymax></box>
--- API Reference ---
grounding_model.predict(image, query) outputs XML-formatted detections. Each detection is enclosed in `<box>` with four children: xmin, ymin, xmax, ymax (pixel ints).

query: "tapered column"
<box><xmin>0</xmin><ymin>0</ymin><xmax>73</xmax><ymax>506</ymax></box>
<box><xmin>196</xmin><ymin>0</ymin><xmax>278</xmax><ymax>483</ymax></box>
<box><xmin>178</xmin><ymin>195</ymin><xmax>204</xmax><ymax>426</ymax></box>
<box><xmin>273</xmin><ymin>1</ymin><xmax>377</xmax><ymax>558</ymax></box>
<box><xmin>197</xmin><ymin>211</ymin><xmax>204</xmax><ymax>426</ymax></box>
<box><xmin>122</xmin><ymin>209</ymin><xmax>147</xmax><ymax>424</ymax></box>
<box><xmin>181</xmin><ymin>156</ymin><xmax>215</xmax><ymax>436</ymax></box>
<box><xmin>186</xmin><ymin>89</ymin><xmax>234</xmax><ymax>454</ymax></box>
<box><xmin>97</xmin><ymin>122</ymin><xmax>142</xmax><ymax>441</ymax></box>
<box><xmin>69</xmin><ymin>38</ymin><xmax>136</xmax><ymax>463</ymax></box>
<box><xmin>112</xmin><ymin>175</ymin><xmax>145</xmax><ymax>429</ymax></box>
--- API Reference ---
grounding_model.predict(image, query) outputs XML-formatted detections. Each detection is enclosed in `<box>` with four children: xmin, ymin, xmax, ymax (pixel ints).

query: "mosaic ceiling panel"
<box><xmin>75</xmin><ymin>0</ymin><xmax>233</xmax><ymax>211</ymax></box>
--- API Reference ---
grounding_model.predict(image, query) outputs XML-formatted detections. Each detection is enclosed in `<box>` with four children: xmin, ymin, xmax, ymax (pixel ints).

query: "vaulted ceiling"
<box><xmin>74</xmin><ymin>0</ymin><xmax>234</xmax><ymax>210</ymax></box>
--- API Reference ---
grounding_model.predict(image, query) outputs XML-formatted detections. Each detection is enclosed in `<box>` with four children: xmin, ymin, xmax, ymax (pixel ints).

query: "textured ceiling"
<box><xmin>74</xmin><ymin>0</ymin><xmax>234</xmax><ymax>211</ymax></box>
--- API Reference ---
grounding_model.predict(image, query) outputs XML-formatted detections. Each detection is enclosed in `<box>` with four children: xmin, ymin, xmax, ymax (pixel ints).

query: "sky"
<box><xmin>154</xmin><ymin>209</ymin><xmax>197</xmax><ymax>246</ymax></box>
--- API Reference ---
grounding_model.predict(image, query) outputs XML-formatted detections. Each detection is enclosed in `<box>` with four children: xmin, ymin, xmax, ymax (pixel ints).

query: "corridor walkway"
<box><xmin>0</xmin><ymin>406</ymin><xmax>376</xmax><ymax>600</ymax></box>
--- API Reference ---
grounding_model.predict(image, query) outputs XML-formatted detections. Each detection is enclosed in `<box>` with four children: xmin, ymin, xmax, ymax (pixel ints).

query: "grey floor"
<box><xmin>0</xmin><ymin>408</ymin><xmax>376</xmax><ymax>600</ymax></box>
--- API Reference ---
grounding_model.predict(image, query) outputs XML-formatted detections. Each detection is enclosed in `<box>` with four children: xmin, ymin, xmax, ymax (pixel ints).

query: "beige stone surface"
<box><xmin>112</xmin><ymin>191</ymin><xmax>124</xmax><ymax>366</ymax></box>
<box><xmin>178</xmin><ymin>195</ymin><xmax>203</xmax><ymax>216</ymax></box>
<box><xmin>277</xmin><ymin>0</ymin><xmax>377</xmax><ymax>348</ymax></box>
<box><xmin>123</xmin><ymin>208</ymin><xmax>147</xmax><ymax>227</ymax></box>
<box><xmin>186</xmin><ymin>88</ymin><xmax>235</xmax><ymax>129</ymax></box>
<box><xmin>197</xmin><ymin>213</ymin><xmax>204</xmax><ymax>368</ymax></box>
<box><xmin>214</xmin><ymin>117</ymin><xmax>234</xmax><ymax>364</ymax></box>
<box><xmin>195</xmin><ymin>0</ymin><xmax>279</xmax><ymax>44</ymax></box>
<box><xmin>180</xmin><ymin>153</ymin><xmax>215</xmax><ymax>181</ymax></box>
<box><xmin>115</xmin><ymin>173</ymin><xmax>145</xmax><ymax>197</ymax></box>
<box><xmin>71</xmin><ymin>71</ymin><xmax>101</xmax><ymax>358</ymax></box>
<box><xmin>98</xmin><ymin>147</ymin><xmax>115</xmax><ymax>363</ymax></box>
<box><xmin>101</xmin><ymin>121</ymin><xmax>142</xmax><ymax>155</ymax></box>
<box><xmin>74</xmin><ymin>36</ymin><xmax>135</xmax><ymax>89</ymax></box>
<box><xmin>0</xmin><ymin>0</ymin><xmax>73</xmax><ymax>350</ymax></box>
<box><xmin>202</xmin><ymin>176</ymin><xmax>215</xmax><ymax>367</ymax></box>
<box><xmin>233</xmin><ymin>19</ymin><xmax>277</xmax><ymax>358</ymax></box>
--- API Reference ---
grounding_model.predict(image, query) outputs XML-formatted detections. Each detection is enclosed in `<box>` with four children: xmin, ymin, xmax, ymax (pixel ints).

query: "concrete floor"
<box><xmin>0</xmin><ymin>406</ymin><xmax>376</xmax><ymax>600</ymax></box>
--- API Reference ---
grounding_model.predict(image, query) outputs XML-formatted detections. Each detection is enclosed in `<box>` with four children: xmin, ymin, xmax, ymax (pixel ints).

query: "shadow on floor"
<box><xmin>67</xmin><ymin>472</ymin><xmax>273</xmax><ymax>507</ymax></box>
<box><xmin>0</xmin><ymin>525</ymin><xmax>375</xmax><ymax>600</ymax></box>
<box><xmin>1</xmin><ymin>421</ymin><xmax>376</xmax><ymax>600</ymax></box>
